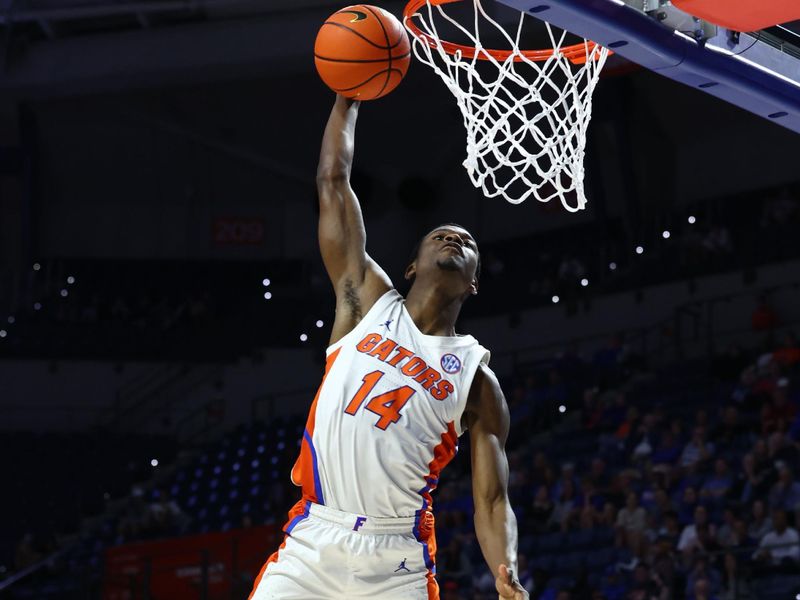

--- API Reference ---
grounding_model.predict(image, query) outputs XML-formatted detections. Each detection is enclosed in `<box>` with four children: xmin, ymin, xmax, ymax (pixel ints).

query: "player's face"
<box><xmin>408</xmin><ymin>226</ymin><xmax>479</xmax><ymax>294</ymax></box>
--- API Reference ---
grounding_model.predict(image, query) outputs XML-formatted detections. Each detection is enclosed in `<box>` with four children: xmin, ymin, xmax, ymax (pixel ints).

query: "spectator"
<box><xmin>612</xmin><ymin>407</ymin><xmax>640</xmax><ymax>449</ymax></box>
<box><xmin>753</xmin><ymin>508</ymin><xmax>800</xmax><ymax>567</ymax></box>
<box><xmin>738</xmin><ymin>451</ymin><xmax>771</xmax><ymax>504</ymax></box>
<box><xmin>702</xmin><ymin>225</ymin><xmax>733</xmax><ymax>256</ymax></box>
<box><xmin>768</xmin><ymin>430</ymin><xmax>800</xmax><ymax>467</ymax></box>
<box><xmin>677</xmin><ymin>486</ymin><xmax>700</xmax><ymax>526</ymax></box>
<box><xmin>680</xmin><ymin>427</ymin><xmax>714</xmax><ymax>471</ymax></box>
<box><xmin>598</xmin><ymin>501</ymin><xmax>619</xmax><ymax>528</ymax></box>
<box><xmin>694</xmin><ymin>522</ymin><xmax>722</xmax><ymax>561</ymax></box>
<box><xmin>678</xmin><ymin>506</ymin><xmax>715</xmax><ymax>556</ymax></box>
<box><xmin>438</xmin><ymin>538</ymin><xmax>472</xmax><ymax>589</ymax></box>
<box><xmin>715</xmin><ymin>508</ymin><xmax>737</xmax><ymax>548</ymax></box>
<box><xmin>600</xmin><ymin>568</ymin><xmax>627</xmax><ymax>600</ymax></box>
<box><xmin>719</xmin><ymin>552</ymin><xmax>752</xmax><ymax>600</ymax></box>
<box><xmin>616</xmin><ymin>491</ymin><xmax>647</xmax><ymax>555</ymax></box>
<box><xmin>686</xmin><ymin>557</ymin><xmax>722</xmax><ymax>599</ymax></box>
<box><xmin>767</xmin><ymin>462</ymin><xmax>800</xmax><ymax>512</ymax></box>
<box><xmin>582</xmin><ymin>387</ymin><xmax>604</xmax><ymax>430</ymax></box>
<box><xmin>628</xmin><ymin>562</ymin><xmax>667</xmax><ymax>599</ymax></box>
<box><xmin>710</xmin><ymin>406</ymin><xmax>746</xmax><ymax>450</ymax></box>
<box><xmin>773</xmin><ymin>332</ymin><xmax>800</xmax><ymax>367</ymax></box>
<box><xmin>147</xmin><ymin>488</ymin><xmax>188</xmax><ymax>537</ymax></box>
<box><xmin>529</xmin><ymin>485</ymin><xmax>555</xmax><ymax>534</ymax></box>
<box><xmin>531</xmin><ymin>451</ymin><xmax>555</xmax><ymax>489</ymax></box>
<box><xmin>651</xmin><ymin>430</ymin><xmax>682</xmax><ymax>483</ymax></box>
<box><xmin>588</xmin><ymin>457</ymin><xmax>612</xmax><ymax>494</ymax></box>
<box><xmin>748</xmin><ymin>499</ymin><xmax>773</xmax><ymax>542</ymax></box>
<box><xmin>552</xmin><ymin>463</ymin><xmax>580</xmax><ymax>502</ymax></box>
<box><xmin>688</xmin><ymin>576</ymin><xmax>719</xmax><ymax>600</ymax></box>
<box><xmin>729</xmin><ymin>518</ymin><xmax>755</xmax><ymax>550</ymax></box>
<box><xmin>551</xmin><ymin>477</ymin><xmax>581</xmax><ymax>532</ymax></box>
<box><xmin>760</xmin><ymin>381</ymin><xmax>796</xmax><ymax>437</ymax></box>
<box><xmin>651</xmin><ymin>488</ymin><xmax>675</xmax><ymax>523</ymax></box>
<box><xmin>656</xmin><ymin>512</ymin><xmax>682</xmax><ymax>548</ymax></box>
<box><xmin>579</xmin><ymin>478</ymin><xmax>605</xmax><ymax>523</ymax></box>
<box><xmin>700</xmin><ymin>458</ymin><xmax>733</xmax><ymax>506</ymax></box>
<box><xmin>440</xmin><ymin>580</ymin><xmax>460</xmax><ymax>600</ymax></box>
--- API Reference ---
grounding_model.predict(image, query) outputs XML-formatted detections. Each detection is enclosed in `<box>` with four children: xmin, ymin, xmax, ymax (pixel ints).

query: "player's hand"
<box><xmin>495</xmin><ymin>564</ymin><xmax>528</xmax><ymax>599</ymax></box>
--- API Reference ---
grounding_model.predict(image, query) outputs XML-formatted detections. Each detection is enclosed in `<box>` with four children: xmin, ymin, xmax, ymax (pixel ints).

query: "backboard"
<box><xmin>494</xmin><ymin>0</ymin><xmax>800</xmax><ymax>134</ymax></box>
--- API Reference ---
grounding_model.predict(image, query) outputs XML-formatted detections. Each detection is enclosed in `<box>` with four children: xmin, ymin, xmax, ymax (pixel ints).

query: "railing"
<box><xmin>251</xmin><ymin>388</ymin><xmax>315</xmax><ymax>423</ymax></box>
<box><xmin>0</xmin><ymin>548</ymin><xmax>68</xmax><ymax>593</ymax></box>
<box><xmin>176</xmin><ymin>397</ymin><xmax>227</xmax><ymax>447</ymax></box>
<box><xmin>503</xmin><ymin>278</ymin><xmax>800</xmax><ymax>372</ymax></box>
<box><xmin>107</xmin><ymin>363</ymin><xmax>225</xmax><ymax>438</ymax></box>
<box><xmin>246</xmin><ymin>279</ymin><xmax>800</xmax><ymax>419</ymax></box>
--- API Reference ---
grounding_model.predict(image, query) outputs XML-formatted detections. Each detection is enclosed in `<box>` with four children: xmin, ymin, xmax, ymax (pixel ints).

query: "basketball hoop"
<box><xmin>403</xmin><ymin>0</ymin><xmax>609</xmax><ymax>210</ymax></box>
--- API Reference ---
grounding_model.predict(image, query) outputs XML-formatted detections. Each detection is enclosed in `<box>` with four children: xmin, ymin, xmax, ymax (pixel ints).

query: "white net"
<box><xmin>404</xmin><ymin>0</ymin><xmax>609</xmax><ymax>210</ymax></box>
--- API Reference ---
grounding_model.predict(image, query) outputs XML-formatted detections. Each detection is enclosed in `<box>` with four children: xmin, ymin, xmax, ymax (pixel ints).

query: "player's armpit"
<box><xmin>329</xmin><ymin>259</ymin><xmax>393</xmax><ymax>344</ymax></box>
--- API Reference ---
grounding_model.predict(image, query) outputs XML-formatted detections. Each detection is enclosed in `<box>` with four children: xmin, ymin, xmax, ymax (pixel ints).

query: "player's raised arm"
<box><xmin>316</xmin><ymin>95</ymin><xmax>392</xmax><ymax>343</ymax></box>
<box><xmin>464</xmin><ymin>365</ymin><xmax>528</xmax><ymax>600</ymax></box>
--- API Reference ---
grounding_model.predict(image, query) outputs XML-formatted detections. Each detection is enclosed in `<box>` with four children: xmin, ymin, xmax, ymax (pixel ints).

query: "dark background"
<box><xmin>1</xmin><ymin>1</ymin><xmax>800</xmax><ymax>599</ymax></box>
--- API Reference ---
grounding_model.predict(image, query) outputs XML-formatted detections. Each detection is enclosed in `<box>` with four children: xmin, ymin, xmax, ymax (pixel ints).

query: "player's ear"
<box><xmin>470</xmin><ymin>278</ymin><xmax>479</xmax><ymax>295</ymax></box>
<box><xmin>404</xmin><ymin>262</ymin><xmax>416</xmax><ymax>281</ymax></box>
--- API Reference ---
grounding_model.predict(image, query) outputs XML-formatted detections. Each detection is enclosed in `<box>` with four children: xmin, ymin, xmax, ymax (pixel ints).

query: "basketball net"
<box><xmin>404</xmin><ymin>0</ymin><xmax>608</xmax><ymax>211</ymax></box>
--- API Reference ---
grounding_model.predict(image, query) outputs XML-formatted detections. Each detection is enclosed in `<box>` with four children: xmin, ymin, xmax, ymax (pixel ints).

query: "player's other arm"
<box><xmin>464</xmin><ymin>364</ymin><xmax>528</xmax><ymax>600</ymax></box>
<box><xmin>317</xmin><ymin>95</ymin><xmax>392</xmax><ymax>344</ymax></box>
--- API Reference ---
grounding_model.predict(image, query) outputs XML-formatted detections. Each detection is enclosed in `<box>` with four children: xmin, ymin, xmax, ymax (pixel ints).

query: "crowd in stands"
<box><xmin>3</xmin><ymin>185</ymin><xmax>800</xmax><ymax>597</ymax></box>
<box><xmin>11</xmin><ymin>325</ymin><xmax>790</xmax><ymax>599</ymax></box>
<box><xmin>0</xmin><ymin>433</ymin><xmax>176</xmax><ymax>580</ymax></box>
<box><xmin>425</xmin><ymin>329</ymin><xmax>800</xmax><ymax>598</ymax></box>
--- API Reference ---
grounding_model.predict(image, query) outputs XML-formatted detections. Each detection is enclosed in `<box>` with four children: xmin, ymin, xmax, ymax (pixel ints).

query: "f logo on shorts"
<box><xmin>353</xmin><ymin>516</ymin><xmax>367</xmax><ymax>531</ymax></box>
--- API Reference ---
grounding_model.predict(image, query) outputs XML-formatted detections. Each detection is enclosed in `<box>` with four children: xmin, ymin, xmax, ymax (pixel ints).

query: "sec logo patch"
<box><xmin>440</xmin><ymin>354</ymin><xmax>462</xmax><ymax>374</ymax></box>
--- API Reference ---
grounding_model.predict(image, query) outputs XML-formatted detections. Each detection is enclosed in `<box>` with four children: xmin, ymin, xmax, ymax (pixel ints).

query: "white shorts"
<box><xmin>249</xmin><ymin>500</ymin><xmax>439</xmax><ymax>600</ymax></box>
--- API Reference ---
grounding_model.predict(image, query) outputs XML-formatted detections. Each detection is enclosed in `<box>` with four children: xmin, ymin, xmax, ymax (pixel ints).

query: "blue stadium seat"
<box><xmin>530</xmin><ymin>555</ymin><xmax>554</xmax><ymax>572</ymax></box>
<box><xmin>555</xmin><ymin>552</ymin><xmax>585</xmax><ymax>575</ymax></box>
<box><xmin>537</xmin><ymin>531</ymin><xmax>564</xmax><ymax>552</ymax></box>
<box><xmin>565</xmin><ymin>528</ymin><xmax>594</xmax><ymax>550</ymax></box>
<box><xmin>592</xmin><ymin>526</ymin><xmax>615</xmax><ymax>547</ymax></box>
<box><xmin>586</xmin><ymin>547</ymin><xmax>615</xmax><ymax>570</ymax></box>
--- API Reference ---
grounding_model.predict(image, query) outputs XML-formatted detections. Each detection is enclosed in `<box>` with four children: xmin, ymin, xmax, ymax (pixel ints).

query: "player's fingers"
<box><xmin>495</xmin><ymin>580</ymin><xmax>515</xmax><ymax>598</ymax></box>
<box><xmin>498</xmin><ymin>564</ymin><xmax>511</xmax><ymax>582</ymax></box>
<box><xmin>495</xmin><ymin>575</ymin><xmax>516</xmax><ymax>598</ymax></box>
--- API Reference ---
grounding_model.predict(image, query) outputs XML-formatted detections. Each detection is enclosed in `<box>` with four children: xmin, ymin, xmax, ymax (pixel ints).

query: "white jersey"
<box><xmin>291</xmin><ymin>289</ymin><xmax>490</xmax><ymax>518</ymax></box>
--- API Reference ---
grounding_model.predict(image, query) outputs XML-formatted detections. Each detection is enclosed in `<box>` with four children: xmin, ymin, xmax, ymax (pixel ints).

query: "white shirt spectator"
<box><xmin>678</xmin><ymin>524</ymin><xmax>698</xmax><ymax>552</ymax></box>
<box><xmin>757</xmin><ymin>527</ymin><xmax>800</xmax><ymax>564</ymax></box>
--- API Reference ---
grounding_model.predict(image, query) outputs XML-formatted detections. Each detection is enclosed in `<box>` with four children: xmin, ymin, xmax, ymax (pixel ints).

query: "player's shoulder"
<box><xmin>462</xmin><ymin>361</ymin><xmax>509</xmax><ymax>433</ymax></box>
<box><xmin>469</xmin><ymin>362</ymin><xmax>504</xmax><ymax>401</ymax></box>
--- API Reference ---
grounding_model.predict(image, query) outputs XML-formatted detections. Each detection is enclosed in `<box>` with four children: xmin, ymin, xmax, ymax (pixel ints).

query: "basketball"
<box><xmin>314</xmin><ymin>5</ymin><xmax>411</xmax><ymax>101</ymax></box>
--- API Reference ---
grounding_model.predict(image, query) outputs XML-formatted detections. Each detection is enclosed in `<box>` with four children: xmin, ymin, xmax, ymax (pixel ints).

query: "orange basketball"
<box><xmin>314</xmin><ymin>5</ymin><xmax>411</xmax><ymax>101</ymax></box>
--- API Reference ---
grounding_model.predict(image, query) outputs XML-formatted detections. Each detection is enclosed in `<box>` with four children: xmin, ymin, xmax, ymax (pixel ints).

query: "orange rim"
<box><xmin>403</xmin><ymin>0</ymin><xmax>605</xmax><ymax>65</ymax></box>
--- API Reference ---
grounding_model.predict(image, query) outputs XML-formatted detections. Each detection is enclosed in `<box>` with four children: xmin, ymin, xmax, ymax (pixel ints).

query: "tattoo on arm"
<box><xmin>343</xmin><ymin>278</ymin><xmax>363</xmax><ymax>322</ymax></box>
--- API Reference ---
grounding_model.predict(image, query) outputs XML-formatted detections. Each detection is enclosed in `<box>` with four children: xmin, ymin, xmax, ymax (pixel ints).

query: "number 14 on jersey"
<box><xmin>344</xmin><ymin>370</ymin><xmax>415</xmax><ymax>430</ymax></box>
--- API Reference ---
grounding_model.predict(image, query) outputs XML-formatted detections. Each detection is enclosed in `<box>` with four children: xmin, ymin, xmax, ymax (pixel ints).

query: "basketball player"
<box><xmin>249</xmin><ymin>95</ymin><xmax>527</xmax><ymax>600</ymax></box>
